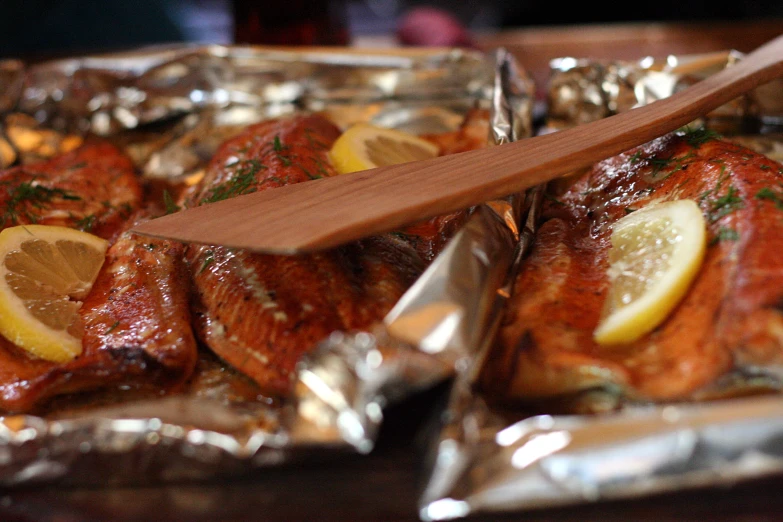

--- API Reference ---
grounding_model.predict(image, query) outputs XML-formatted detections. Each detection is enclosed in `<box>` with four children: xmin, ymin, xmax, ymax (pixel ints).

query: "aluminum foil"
<box><xmin>0</xmin><ymin>45</ymin><xmax>535</xmax><ymax>486</ymax></box>
<box><xmin>544</xmin><ymin>50</ymin><xmax>783</xmax><ymax>133</ymax></box>
<box><xmin>416</xmin><ymin>50</ymin><xmax>783</xmax><ymax>520</ymax></box>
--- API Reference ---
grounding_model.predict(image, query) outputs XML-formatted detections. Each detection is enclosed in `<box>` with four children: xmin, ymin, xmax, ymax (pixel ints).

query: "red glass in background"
<box><xmin>232</xmin><ymin>0</ymin><xmax>350</xmax><ymax>46</ymax></box>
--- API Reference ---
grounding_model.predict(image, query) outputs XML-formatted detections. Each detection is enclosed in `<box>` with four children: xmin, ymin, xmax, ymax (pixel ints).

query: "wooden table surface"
<box><xmin>6</xmin><ymin>20</ymin><xmax>783</xmax><ymax>522</ymax></box>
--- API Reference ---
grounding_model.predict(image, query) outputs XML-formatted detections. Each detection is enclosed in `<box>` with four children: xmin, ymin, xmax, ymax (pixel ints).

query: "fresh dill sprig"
<box><xmin>75</xmin><ymin>214</ymin><xmax>97</xmax><ymax>232</ymax></box>
<box><xmin>679</xmin><ymin>126</ymin><xmax>721</xmax><ymax>147</ymax></box>
<box><xmin>202</xmin><ymin>160</ymin><xmax>265</xmax><ymax>204</ymax></box>
<box><xmin>163</xmin><ymin>189</ymin><xmax>180</xmax><ymax>214</ymax></box>
<box><xmin>0</xmin><ymin>180</ymin><xmax>81</xmax><ymax>227</ymax></box>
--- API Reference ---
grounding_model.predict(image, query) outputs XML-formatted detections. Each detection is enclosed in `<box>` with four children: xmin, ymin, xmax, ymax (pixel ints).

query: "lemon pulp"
<box><xmin>594</xmin><ymin>199</ymin><xmax>707</xmax><ymax>345</ymax></box>
<box><xmin>0</xmin><ymin>225</ymin><xmax>108</xmax><ymax>362</ymax></box>
<box><xmin>329</xmin><ymin>123</ymin><xmax>439</xmax><ymax>175</ymax></box>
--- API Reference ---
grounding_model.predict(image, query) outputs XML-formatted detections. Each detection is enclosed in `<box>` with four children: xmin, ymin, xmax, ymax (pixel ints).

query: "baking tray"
<box><xmin>0</xmin><ymin>44</ymin><xmax>537</xmax><ymax>487</ymax></box>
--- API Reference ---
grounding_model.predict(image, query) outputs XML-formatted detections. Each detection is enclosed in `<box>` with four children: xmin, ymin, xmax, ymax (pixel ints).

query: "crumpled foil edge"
<box><xmin>416</xmin><ymin>49</ymin><xmax>783</xmax><ymax>521</ymax></box>
<box><xmin>0</xmin><ymin>45</ymin><xmax>536</xmax><ymax>487</ymax></box>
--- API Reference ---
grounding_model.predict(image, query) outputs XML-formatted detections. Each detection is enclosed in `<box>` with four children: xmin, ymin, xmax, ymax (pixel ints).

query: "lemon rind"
<box><xmin>593</xmin><ymin>199</ymin><xmax>707</xmax><ymax>345</ymax></box>
<box><xmin>329</xmin><ymin>123</ymin><xmax>439</xmax><ymax>175</ymax></box>
<box><xmin>0</xmin><ymin>225</ymin><xmax>108</xmax><ymax>362</ymax></box>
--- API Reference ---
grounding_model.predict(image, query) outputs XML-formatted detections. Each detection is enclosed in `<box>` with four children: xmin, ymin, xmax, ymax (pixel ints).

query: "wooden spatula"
<box><xmin>132</xmin><ymin>34</ymin><xmax>783</xmax><ymax>254</ymax></box>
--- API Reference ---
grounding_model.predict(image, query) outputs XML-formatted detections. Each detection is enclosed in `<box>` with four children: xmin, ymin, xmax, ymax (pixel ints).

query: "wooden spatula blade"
<box><xmin>132</xmin><ymin>34</ymin><xmax>783</xmax><ymax>254</ymax></box>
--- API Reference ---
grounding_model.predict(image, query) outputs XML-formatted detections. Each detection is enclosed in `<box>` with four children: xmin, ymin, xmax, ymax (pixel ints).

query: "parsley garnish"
<box><xmin>104</xmin><ymin>321</ymin><xmax>120</xmax><ymax>335</ymax></box>
<box><xmin>755</xmin><ymin>187</ymin><xmax>783</xmax><ymax>210</ymax></box>
<box><xmin>707</xmin><ymin>185</ymin><xmax>744</xmax><ymax>222</ymax></box>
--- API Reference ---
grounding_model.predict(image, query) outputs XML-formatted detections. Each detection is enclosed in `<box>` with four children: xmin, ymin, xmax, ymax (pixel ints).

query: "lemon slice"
<box><xmin>594</xmin><ymin>199</ymin><xmax>707</xmax><ymax>345</ymax></box>
<box><xmin>0</xmin><ymin>225</ymin><xmax>108</xmax><ymax>362</ymax></box>
<box><xmin>329</xmin><ymin>123</ymin><xmax>439</xmax><ymax>174</ymax></box>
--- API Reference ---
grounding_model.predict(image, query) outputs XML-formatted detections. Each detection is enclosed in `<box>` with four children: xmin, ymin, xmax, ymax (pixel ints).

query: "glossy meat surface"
<box><xmin>187</xmin><ymin>114</ymin><xmax>457</xmax><ymax>395</ymax></box>
<box><xmin>0</xmin><ymin>141</ymin><xmax>142</xmax><ymax>240</ymax></box>
<box><xmin>483</xmin><ymin>131</ymin><xmax>783</xmax><ymax>408</ymax></box>
<box><xmin>0</xmin><ymin>144</ymin><xmax>197</xmax><ymax>413</ymax></box>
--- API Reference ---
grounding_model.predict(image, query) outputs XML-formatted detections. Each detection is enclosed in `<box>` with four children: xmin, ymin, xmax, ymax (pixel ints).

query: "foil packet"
<box><xmin>544</xmin><ymin>49</ymin><xmax>783</xmax><ymax>133</ymax></box>
<box><xmin>0</xmin><ymin>45</ymin><xmax>536</xmax><ymax>487</ymax></box>
<box><xmin>416</xmin><ymin>50</ymin><xmax>783</xmax><ymax>520</ymax></box>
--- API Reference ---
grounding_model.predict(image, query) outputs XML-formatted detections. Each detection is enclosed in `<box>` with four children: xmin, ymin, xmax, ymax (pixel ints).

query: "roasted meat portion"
<box><xmin>0</xmin><ymin>144</ymin><xmax>197</xmax><ymax>413</ymax></box>
<box><xmin>187</xmin><ymin>113</ymin><xmax>474</xmax><ymax>395</ymax></box>
<box><xmin>0</xmin><ymin>141</ymin><xmax>142</xmax><ymax>240</ymax></box>
<box><xmin>482</xmin><ymin>130</ymin><xmax>783</xmax><ymax>409</ymax></box>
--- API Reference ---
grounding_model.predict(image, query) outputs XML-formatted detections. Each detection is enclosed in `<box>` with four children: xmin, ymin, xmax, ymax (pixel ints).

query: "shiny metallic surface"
<box><xmin>0</xmin><ymin>45</ymin><xmax>535</xmax><ymax>488</ymax></box>
<box><xmin>417</xmin><ymin>49</ymin><xmax>783</xmax><ymax>521</ymax></box>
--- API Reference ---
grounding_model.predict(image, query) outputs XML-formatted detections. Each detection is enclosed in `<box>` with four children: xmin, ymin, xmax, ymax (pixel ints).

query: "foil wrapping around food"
<box><xmin>544</xmin><ymin>50</ymin><xmax>783</xmax><ymax>133</ymax></box>
<box><xmin>0</xmin><ymin>45</ymin><xmax>535</xmax><ymax>486</ymax></box>
<box><xmin>416</xmin><ymin>51</ymin><xmax>783</xmax><ymax>520</ymax></box>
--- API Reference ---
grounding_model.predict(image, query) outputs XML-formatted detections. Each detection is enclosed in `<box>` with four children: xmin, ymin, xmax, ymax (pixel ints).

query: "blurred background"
<box><xmin>1</xmin><ymin>0</ymin><xmax>782</xmax><ymax>58</ymax></box>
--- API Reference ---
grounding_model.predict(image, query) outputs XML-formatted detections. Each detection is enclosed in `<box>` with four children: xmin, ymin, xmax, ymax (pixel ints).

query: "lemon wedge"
<box><xmin>0</xmin><ymin>225</ymin><xmax>108</xmax><ymax>362</ymax></box>
<box><xmin>329</xmin><ymin>123</ymin><xmax>439</xmax><ymax>175</ymax></box>
<box><xmin>594</xmin><ymin>199</ymin><xmax>707</xmax><ymax>345</ymax></box>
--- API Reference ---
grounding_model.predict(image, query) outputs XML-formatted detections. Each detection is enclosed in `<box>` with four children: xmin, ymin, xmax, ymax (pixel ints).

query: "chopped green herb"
<box><xmin>714</xmin><ymin>165</ymin><xmax>730</xmax><ymax>192</ymax></box>
<box><xmin>679</xmin><ymin>126</ymin><xmax>721</xmax><ymax>147</ymax></box>
<box><xmin>199</xmin><ymin>250</ymin><xmax>215</xmax><ymax>274</ymax></box>
<box><xmin>104</xmin><ymin>321</ymin><xmax>120</xmax><ymax>335</ymax></box>
<box><xmin>710</xmin><ymin>226</ymin><xmax>740</xmax><ymax>245</ymax></box>
<box><xmin>0</xmin><ymin>180</ymin><xmax>81</xmax><ymax>227</ymax></box>
<box><xmin>118</xmin><ymin>202</ymin><xmax>133</xmax><ymax>218</ymax></box>
<box><xmin>272</xmin><ymin>135</ymin><xmax>293</xmax><ymax>166</ymax></box>
<box><xmin>75</xmin><ymin>214</ymin><xmax>97</xmax><ymax>232</ymax></box>
<box><xmin>163</xmin><ymin>190</ymin><xmax>180</xmax><ymax>214</ymax></box>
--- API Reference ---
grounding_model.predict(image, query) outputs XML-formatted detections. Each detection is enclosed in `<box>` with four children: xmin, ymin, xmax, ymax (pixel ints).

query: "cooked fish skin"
<box><xmin>397</xmin><ymin>108</ymin><xmax>490</xmax><ymax>262</ymax></box>
<box><xmin>187</xmin><ymin>114</ymin><xmax>444</xmax><ymax>395</ymax></box>
<box><xmin>486</xmin><ymin>130</ymin><xmax>783</xmax><ymax>406</ymax></box>
<box><xmin>0</xmin><ymin>141</ymin><xmax>198</xmax><ymax>413</ymax></box>
<box><xmin>0</xmin><ymin>216</ymin><xmax>198</xmax><ymax>413</ymax></box>
<box><xmin>0</xmin><ymin>141</ymin><xmax>142</xmax><ymax>240</ymax></box>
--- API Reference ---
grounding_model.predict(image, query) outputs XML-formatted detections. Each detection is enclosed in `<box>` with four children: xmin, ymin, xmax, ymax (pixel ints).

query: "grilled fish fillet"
<box><xmin>0</xmin><ymin>144</ymin><xmax>197</xmax><ymax>413</ymax></box>
<box><xmin>187</xmin><ymin>113</ymin><xmax>468</xmax><ymax>395</ymax></box>
<box><xmin>482</xmin><ymin>130</ymin><xmax>783</xmax><ymax>408</ymax></box>
<box><xmin>0</xmin><ymin>141</ymin><xmax>141</xmax><ymax>240</ymax></box>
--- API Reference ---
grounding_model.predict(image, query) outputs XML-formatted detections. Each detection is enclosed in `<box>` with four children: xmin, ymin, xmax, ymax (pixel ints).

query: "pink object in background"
<box><xmin>396</xmin><ymin>6</ymin><xmax>475</xmax><ymax>48</ymax></box>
